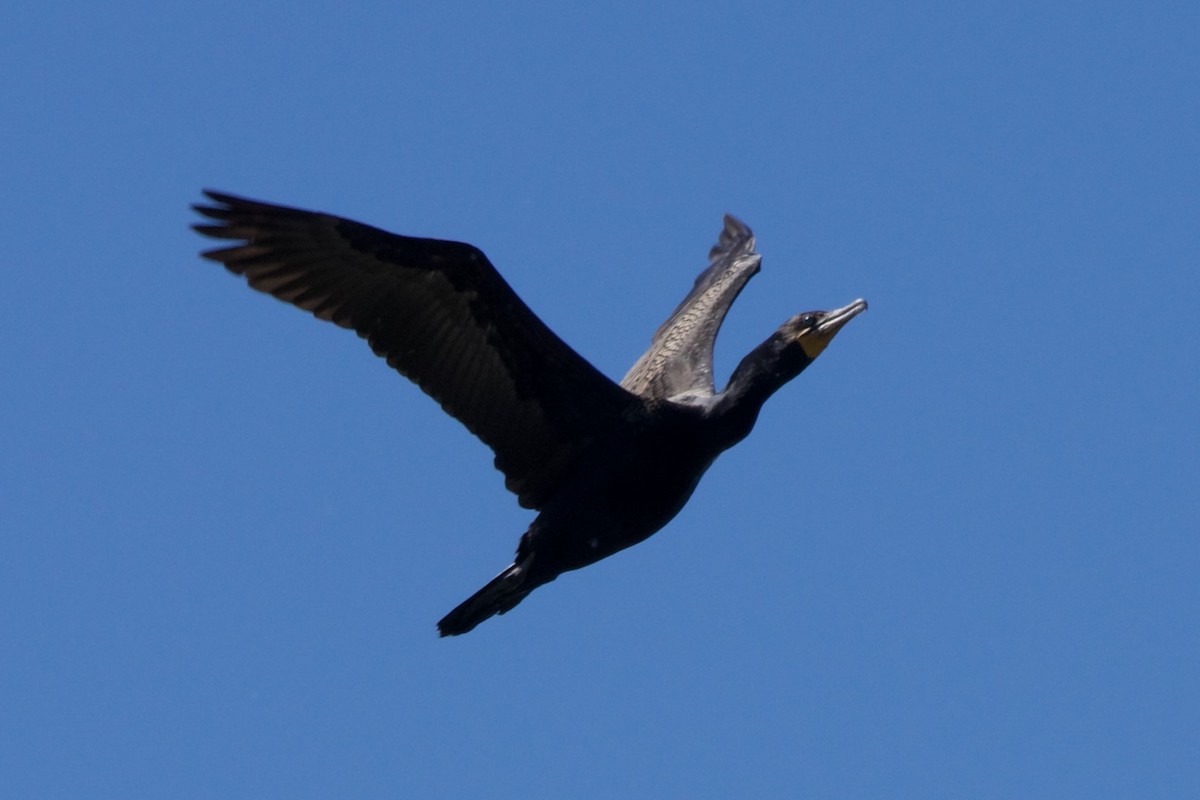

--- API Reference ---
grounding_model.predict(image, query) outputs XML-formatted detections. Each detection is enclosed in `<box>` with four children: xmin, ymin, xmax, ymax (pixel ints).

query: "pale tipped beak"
<box><xmin>817</xmin><ymin>298</ymin><xmax>868</xmax><ymax>334</ymax></box>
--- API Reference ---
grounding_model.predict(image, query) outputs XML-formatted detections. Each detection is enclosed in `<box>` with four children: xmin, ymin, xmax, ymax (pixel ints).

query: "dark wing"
<box><xmin>193</xmin><ymin>191</ymin><xmax>644</xmax><ymax>509</ymax></box>
<box><xmin>619</xmin><ymin>215</ymin><xmax>762</xmax><ymax>400</ymax></box>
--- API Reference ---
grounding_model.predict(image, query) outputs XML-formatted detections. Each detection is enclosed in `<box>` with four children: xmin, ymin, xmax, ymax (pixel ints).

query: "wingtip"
<box><xmin>192</xmin><ymin>190</ymin><xmax>239</xmax><ymax>224</ymax></box>
<box><xmin>199</xmin><ymin>188</ymin><xmax>237</xmax><ymax>205</ymax></box>
<box><xmin>709</xmin><ymin>213</ymin><xmax>756</xmax><ymax>261</ymax></box>
<box><xmin>195</xmin><ymin>189</ymin><xmax>288</xmax><ymax>213</ymax></box>
<box><xmin>722</xmin><ymin>213</ymin><xmax>751</xmax><ymax>233</ymax></box>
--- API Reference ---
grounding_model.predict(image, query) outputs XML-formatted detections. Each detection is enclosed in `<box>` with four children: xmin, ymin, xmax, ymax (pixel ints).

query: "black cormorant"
<box><xmin>192</xmin><ymin>192</ymin><xmax>867</xmax><ymax>636</ymax></box>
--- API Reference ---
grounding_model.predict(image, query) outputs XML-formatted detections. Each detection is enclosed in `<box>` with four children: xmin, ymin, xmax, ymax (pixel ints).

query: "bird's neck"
<box><xmin>710</xmin><ymin>336</ymin><xmax>811</xmax><ymax>446</ymax></box>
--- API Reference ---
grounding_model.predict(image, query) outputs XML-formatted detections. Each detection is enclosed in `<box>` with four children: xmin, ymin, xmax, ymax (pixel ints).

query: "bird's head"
<box><xmin>716</xmin><ymin>296</ymin><xmax>868</xmax><ymax>440</ymax></box>
<box><xmin>785</xmin><ymin>298</ymin><xmax>869</xmax><ymax>361</ymax></box>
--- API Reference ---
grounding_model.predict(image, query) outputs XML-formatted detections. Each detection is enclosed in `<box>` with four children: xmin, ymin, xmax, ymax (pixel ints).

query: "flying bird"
<box><xmin>192</xmin><ymin>191</ymin><xmax>867</xmax><ymax>636</ymax></box>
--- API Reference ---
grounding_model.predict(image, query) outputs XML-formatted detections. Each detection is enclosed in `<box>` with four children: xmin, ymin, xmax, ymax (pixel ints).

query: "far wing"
<box><xmin>194</xmin><ymin>191</ymin><xmax>644</xmax><ymax>509</ymax></box>
<box><xmin>620</xmin><ymin>215</ymin><xmax>761</xmax><ymax>400</ymax></box>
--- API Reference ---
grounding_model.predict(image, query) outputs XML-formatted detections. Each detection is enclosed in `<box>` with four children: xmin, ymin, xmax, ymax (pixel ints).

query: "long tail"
<box><xmin>437</xmin><ymin>561</ymin><xmax>535</xmax><ymax>637</ymax></box>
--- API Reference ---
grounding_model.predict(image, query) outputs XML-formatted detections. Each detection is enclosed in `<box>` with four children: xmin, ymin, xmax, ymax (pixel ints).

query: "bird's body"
<box><xmin>443</xmin><ymin>406</ymin><xmax>721</xmax><ymax>633</ymax></box>
<box><xmin>193</xmin><ymin>192</ymin><xmax>866</xmax><ymax>635</ymax></box>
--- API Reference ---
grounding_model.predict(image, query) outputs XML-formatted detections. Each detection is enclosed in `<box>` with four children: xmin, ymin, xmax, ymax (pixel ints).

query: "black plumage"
<box><xmin>192</xmin><ymin>191</ymin><xmax>867</xmax><ymax>635</ymax></box>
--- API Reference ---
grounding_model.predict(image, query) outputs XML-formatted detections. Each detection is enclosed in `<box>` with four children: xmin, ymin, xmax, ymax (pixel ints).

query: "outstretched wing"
<box><xmin>193</xmin><ymin>191</ymin><xmax>643</xmax><ymax>509</ymax></box>
<box><xmin>620</xmin><ymin>215</ymin><xmax>762</xmax><ymax>400</ymax></box>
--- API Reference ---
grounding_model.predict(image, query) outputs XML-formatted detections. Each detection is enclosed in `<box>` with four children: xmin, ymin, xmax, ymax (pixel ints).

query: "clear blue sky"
<box><xmin>3</xmin><ymin>1</ymin><xmax>1197</xmax><ymax>797</ymax></box>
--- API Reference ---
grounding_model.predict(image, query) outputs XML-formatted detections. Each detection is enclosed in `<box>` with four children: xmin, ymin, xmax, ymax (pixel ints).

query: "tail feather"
<box><xmin>437</xmin><ymin>562</ymin><xmax>533</xmax><ymax>637</ymax></box>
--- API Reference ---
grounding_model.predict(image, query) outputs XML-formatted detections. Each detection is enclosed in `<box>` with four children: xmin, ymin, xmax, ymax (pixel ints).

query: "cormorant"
<box><xmin>192</xmin><ymin>192</ymin><xmax>867</xmax><ymax>636</ymax></box>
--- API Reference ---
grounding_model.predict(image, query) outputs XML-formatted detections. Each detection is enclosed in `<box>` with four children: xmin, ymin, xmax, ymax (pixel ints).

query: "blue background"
<box><xmin>3</xmin><ymin>2</ymin><xmax>1197</xmax><ymax>797</ymax></box>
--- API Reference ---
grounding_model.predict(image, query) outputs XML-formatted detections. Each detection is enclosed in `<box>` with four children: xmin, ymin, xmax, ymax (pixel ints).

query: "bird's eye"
<box><xmin>800</xmin><ymin>314</ymin><xmax>820</xmax><ymax>330</ymax></box>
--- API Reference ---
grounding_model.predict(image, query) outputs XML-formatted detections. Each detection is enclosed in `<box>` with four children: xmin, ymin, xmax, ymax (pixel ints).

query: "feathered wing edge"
<box><xmin>192</xmin><ymin>190</ymin><xmax>644</xmax><ymax>509</ymax></box>
<box><xmin>619</xmin><ymin>215</ymin><xmax>762</xmax><ymax>399</ymax></box>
